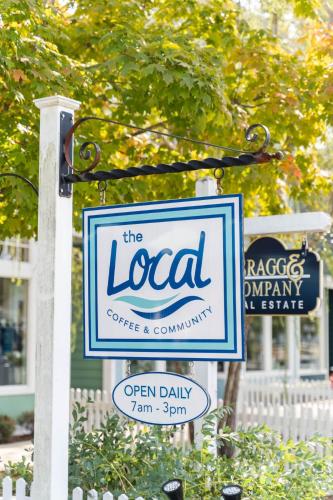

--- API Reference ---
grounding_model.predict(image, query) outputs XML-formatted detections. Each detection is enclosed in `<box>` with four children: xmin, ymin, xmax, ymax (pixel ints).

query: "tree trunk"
<box><xmin>217</xmin><ymin>318</ymin><xmax>252</xmax><ymax>457</ymax></box>
<box><xmin>217</xmin><ymin>362</ymin><xmax>242</xmax><ymax>457</ymax></box>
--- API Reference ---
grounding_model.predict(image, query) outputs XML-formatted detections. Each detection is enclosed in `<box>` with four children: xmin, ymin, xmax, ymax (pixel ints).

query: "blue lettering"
<box><xmin>107</xmin><ymin>231</ymin><xmax>211</xmax><ymax>296</ymax></box>
<box><xmin>107</xmin><ymin>241</ymin><xmax>129</xmax><ymax>295</ymax></box>
<box><xmin>129</xmin><ymin>249</ymin><xmax>151</xmax><ymax>290</ymax></box>
<box><xmin>148</xmin><ymin>248</ymin><xmax>172</xmax><ymax>290</ymax></box>
<box><xmin>169</xmin><ymin>387</ymin><xmax>177</xmax><ymax>398</ymax></box>
<box><xmin>124</xmin><ymin>385</ymin><xmax>133</xmax><ymax>396</ymax></box>
<box><xmin>160</xmin><ymin>386</ymin><xmax>168</xmax><ymax>398</ymax></box>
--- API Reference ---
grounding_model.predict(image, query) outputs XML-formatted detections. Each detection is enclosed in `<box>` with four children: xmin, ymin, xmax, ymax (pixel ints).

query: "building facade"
<box><xmin>0</xmin><ymin>238</ymin><xmax>331</xmax><ymax>418</ymax></box>
<box><xmin>0</xmin><ymin>239</ymin><xmax>36</xmax><ymax>417</ymax></box>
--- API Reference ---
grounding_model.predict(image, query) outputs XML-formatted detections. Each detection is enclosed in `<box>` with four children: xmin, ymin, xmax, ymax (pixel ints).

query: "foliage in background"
<box><xmin>17</xmin><ymin>411</ymin><xmax>34</xmax><ymax>435</ymax></box>
<box><xmin>0</xmin><ymin>0</ymin><xmax>333</xmax><ymax>238</ymax></box>
<box><xmin>66</xmin><ymin>404</ymin><xmax>333</xmax><ymax>499</ymax></box>
<box><xmin>0</xmin><ymin>0</ymin><xmax>85</xmax><ymax>235</ymax></box>
<box><xmin>0</xmin><ymin>415</ymin><xmax>15</xmax><ymax>444</ymax></box>
<box><xmin>71</xmin><ymin>243</ymin><xmax>83</xmax><ymax>352</ymax></box>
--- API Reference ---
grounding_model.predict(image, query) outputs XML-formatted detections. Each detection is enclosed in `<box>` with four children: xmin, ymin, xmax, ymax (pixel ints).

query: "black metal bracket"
<box><xmin>61</xmin><ymin>118</ymin><xmax>283</xmax><ymax>187</ymax></box>
<box><xmin>301</xmin><ymin>237</ymin><xmax>309</xmax><ymax>258</ymax></box>
<box><xmin>0</xmin><ymin>172</ymin><xmax>38</xmax><ymax>196</ymax></box>
<box><xmin>59</xmin><ymin>111</ymin><xmax>74</xmax><ymax>197</ymax></box>
<box><xmin>63</xmin><ymin>151</ymin><xmax>281</xmax><ymax>184</ymax></box>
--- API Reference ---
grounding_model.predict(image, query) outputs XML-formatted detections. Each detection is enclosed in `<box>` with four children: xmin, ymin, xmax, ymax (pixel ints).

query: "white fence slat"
<box><xmin>16</xmin><ymin>478</ymin><xmax>27</xmax><ymax>500</ymax></box>
<box><xmin>0</xmin><ymin>479</ymin><xmax>147</xmax><ymax>500</ymax></box>
<box><xmin>3</xmin><ymin>477</ymin><xmax>13</xmax><ymax>500</ymax></box>
<box><xmin>95</xmin><ymin>389</ymin><xmax>102</xmax><ymax>429</ymax></box>
<box><xmin>72</xmin><ymin>486</ymin><xmax>84</xmax><ymax>500</ymax></box>
<box><xmin>87</xmin><ymin>489</ymin><xmax>98</xmax><ymax>499</ymax></box>
<box><xmin>102</xmin><ymin>493</ymin><xmax>114</xmax><ymax>500</ymax></box>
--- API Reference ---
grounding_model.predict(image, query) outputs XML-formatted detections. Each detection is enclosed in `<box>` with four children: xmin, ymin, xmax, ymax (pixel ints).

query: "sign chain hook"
<box><xmin>301</xmin><ymin>234</ymin><xmax>309</xmax><ymax>258</ymax></box>
<box><xmin>98</xmin><ymin>180</ymin><xmax>107</xmax><ymax>205</ymax></box>
<box><xmin>214</xmin><ymin>167</ymin><xmax>224</xmax><ymax>195</ymax></box>
<box><xmin>126</xmin><ymin>359</ymin><xmax>131</xmax><ymax>376</ymax></box>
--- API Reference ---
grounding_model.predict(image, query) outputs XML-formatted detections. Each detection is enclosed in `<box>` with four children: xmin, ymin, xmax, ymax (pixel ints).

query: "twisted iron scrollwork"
<box><xmin>63</xmin><ymin>117</ymin><xmax>283</xmax><ymax>183</ymax></box>
<box><xmin>245</xmin><ymin>123</ymin><xmax>271</xmax><ymax>151</ymax></box>
<box><xmin>64</xmin><ymin>117</ymin><xmax>102</xmax><ymax>174</ymax></box>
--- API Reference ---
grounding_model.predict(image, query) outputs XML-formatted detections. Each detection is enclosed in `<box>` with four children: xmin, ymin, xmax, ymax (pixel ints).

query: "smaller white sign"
<box><xmin>112</xmin><ymin>372</ymin><xmax>211</xmax><ymax>425</ymax></box>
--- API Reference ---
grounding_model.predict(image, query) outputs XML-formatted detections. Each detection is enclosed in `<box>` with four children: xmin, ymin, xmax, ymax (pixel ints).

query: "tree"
<box><xmin>0</xmin><ymin>0</ymin><xmax>332</xmax><ymax>238</ymax></box>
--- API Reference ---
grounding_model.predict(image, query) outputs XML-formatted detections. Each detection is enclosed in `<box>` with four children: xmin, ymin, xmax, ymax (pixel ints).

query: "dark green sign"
<box><xmin>245</xmin><ymin>237</ymin><xmax>322</xmax><ymax>315</ymax></box>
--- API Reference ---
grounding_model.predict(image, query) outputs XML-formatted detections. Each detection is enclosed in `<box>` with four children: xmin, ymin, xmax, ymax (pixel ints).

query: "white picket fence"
<box><xmin>70</xmin><ymin>379</ymin><xmax>333</xmax><ymax>443</ymax></box>
<box><xmin>238</xmin><ymin>378</ymin><xmax>333</xmax><ymax>440</ymax></box>
<box><xmin>0</xmin><ymin>477</ymin><xmax>144</xmax><ymax>500</ymax></box>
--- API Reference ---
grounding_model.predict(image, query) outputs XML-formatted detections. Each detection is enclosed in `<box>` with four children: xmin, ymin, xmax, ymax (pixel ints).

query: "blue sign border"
<box><xmin>83</xmin><ymin>195</ymin><xmax>245</xmax><ymax>361</ymax></box>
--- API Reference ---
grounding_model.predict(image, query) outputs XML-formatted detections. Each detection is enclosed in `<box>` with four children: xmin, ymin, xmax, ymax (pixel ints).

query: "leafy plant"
<box><xmin>68</xmin><ymin>402</ymin><xmax>184</xmax><ymax>497</ymax></box>
<box><xmin>67</xmin><ymin>404</ymin><xmax>333</xmax><ymax>499</ymax></box>
<box><xmin>17</xmin><ymin>411</ymin><xmax>34</xmax><ymax>435</ymax></box>
<box><xmin>0</xmin><ymin>415</ymin><xmax>15</xmax><ymax>444</ymax></box>
<box><xmin>4</xmin><ymin>455</ymin><xmax>33</xmax><ymax>486</ymax></box>
<box><xmin>3</xmin><ymin>404</ymin><xmax>332</xmax><ymax>498</ymax></box>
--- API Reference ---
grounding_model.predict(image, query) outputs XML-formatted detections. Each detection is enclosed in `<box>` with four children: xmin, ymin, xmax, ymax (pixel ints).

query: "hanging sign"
<box><xmin>83</xmin><ymin>195</ymin><xmax>245</xmax><ymax>360</ymax></box>
<box><xmin>245</xmin><ymin>237</ymin><xmax>322</xmax><ymax>315</ymax></box>
<box><xmin>112</xmin><ymin>372</ymin><xmax>211</xmax><ymax>425</ymax></box>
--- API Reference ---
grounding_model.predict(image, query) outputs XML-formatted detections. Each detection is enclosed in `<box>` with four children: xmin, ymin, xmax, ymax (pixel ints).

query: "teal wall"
<box><xmin>71</xmin><ymin>332</ymin><xmax>103</xmax><ymax>390</ymax></box>
<box><xmin>0</xmin><ymin>335</ymin><xmax>103</xmax><ymax>420</ymax></box>
<box><xmin>0</xmin><ymin>394</ymin><xmax>34</xmax><ymax>419</ymax></box>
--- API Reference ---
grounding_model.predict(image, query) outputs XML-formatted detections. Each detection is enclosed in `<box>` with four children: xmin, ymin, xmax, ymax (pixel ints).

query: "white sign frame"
<box><xmin>83</xmin><ymin>195</ymin><xmax>245</xmax><ymax>360</ymax></box>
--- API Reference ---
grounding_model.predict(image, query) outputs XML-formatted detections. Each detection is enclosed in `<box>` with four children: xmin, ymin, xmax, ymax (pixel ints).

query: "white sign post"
<box><xmin>33</xmin><ymin>96</ymin><xmax>80</xmax><ymax>500</ymax></box>
<box><xmin>193</xmin><ymin>177</ymin><xmax>218</xmax><ymax>446</ymax></box>
<box><xmin>30</xmin><ymin>95</ymin><xmax>332</xmax><ymax>498</ymax></box>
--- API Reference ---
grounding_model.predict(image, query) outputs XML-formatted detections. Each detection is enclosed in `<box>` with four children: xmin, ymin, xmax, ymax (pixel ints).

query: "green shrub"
<box><xmin>4</xmin><ymin>455</ymin><xmax>33</xmax><ymax>485</ymax></box>
<box><xmin>0</xmin><ymin>415</ymin><xmax>15</xmax><ymax>444</ymax></box>
<box><xmin>3</xmin><ymin>404</ymin><xmax>333</xmax><ymax>499</ymax></box>
<box><xmin>68</xmin><ymin>403</ymin><xmax>183</xmax><ymax>496</ymax></box>
<box><xmin>67</xmin><ymin>404</ymin><xmax>333</xmax><ymax>499</ymax></box>
<box><xmin>17</xmin><ymin>411</ymin><xmax>34</xmax><ymax>434</ymax></box>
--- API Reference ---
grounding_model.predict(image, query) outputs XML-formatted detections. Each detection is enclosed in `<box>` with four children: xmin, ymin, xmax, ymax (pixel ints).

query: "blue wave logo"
<box><xmin>115</xmin><ymin>294</ymin><xmax>203</xmax><ymax>320</ymax></box>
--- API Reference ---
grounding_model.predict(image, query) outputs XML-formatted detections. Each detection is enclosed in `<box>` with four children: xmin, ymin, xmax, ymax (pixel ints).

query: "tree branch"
<box><xmin>233</xmin><ymin>98</ymin><xmax>270</xmax><ymax>109</ymax></box>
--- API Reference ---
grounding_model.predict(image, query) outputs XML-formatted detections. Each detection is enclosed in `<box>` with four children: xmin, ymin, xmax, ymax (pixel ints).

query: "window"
<box><xmin>300</xmin><ymin>317</ymin><xmax>320</xmax><ymax>370</ymax></box>
<box><xmin>246</xmin><ymin>317</ymin><xmax>264</xmax><ymax>370</ymax></box>
<box><xmin>0</xmin><ymin>240</ymin><xmax>29</xmax><ymax>262</ymax></box>
<box><xmin>272</xmin><ymin>317</ymin><xmax>288</xmax><ymax>369</ymax></box>
<box><xmin>129</xmin><ymin>360</ymin><xmax>154</xmax><ymax>373</ymax></box>
<box><xmin>0</xmin><ymin>278</ymin><xmax>28</xmax><ymax>385</ymax></box>
<box><xmin>129</xmin><ymin>360</ymin><xmax>191</xmax><ymax>375</ymax></box>
<box><xmin>166</xmin><ymin>361</ymin><xmax>190</xmax><ymax>375</ymax></box>
<box><xmin>218</xmin><ymin>362</ymin><xmax>225</xmax><ymax>373</ymax></box>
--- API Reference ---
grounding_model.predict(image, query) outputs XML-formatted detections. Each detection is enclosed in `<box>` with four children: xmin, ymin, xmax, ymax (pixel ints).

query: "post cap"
<box><xmin>34</xmin><ymin>95</ymin><xmax>81</xmax><ymax>111</ymax></box>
